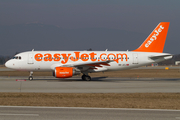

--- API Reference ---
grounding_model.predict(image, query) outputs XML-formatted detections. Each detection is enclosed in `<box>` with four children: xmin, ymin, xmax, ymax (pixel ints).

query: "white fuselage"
<box><xmin>5</xmin><ymin>51</ymin><xmax>172</xmax><ymax>72</ymax></box>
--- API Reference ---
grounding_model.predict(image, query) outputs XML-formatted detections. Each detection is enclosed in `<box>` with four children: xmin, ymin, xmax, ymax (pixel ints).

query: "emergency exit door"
<box><xmin>133</xmin><ymin>54</ymin><xmax>138</xmax><ymax>64</ymax></box>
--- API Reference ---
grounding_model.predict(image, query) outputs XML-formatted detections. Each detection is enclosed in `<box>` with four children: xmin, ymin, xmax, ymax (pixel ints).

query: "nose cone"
<box><xmin>5</xmin><ymin>60</ymin><xmax>11</xmax><ymax>68</ymax></box>
<box><xmin>5</xmin><ymin>60</ymin><xmax>14</xmax><ymax>69</ymax></box>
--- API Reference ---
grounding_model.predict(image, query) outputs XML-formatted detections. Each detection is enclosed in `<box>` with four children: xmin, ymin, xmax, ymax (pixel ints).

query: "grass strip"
<box><xmin>0</xmin><ymin>93</ymin><xmax>180</xmax><ymax>109</ymax></box>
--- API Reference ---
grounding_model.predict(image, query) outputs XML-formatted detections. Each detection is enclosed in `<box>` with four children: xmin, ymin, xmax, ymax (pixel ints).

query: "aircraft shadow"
<box><xmin>25</xmin><ymin>77</ymin><xmax>180</xmax><ymax>82</ymax></box>
<box><xmin>31</xmin><ymin>76</ymin><xmax>108</xmax><ymax>82</ymax></box>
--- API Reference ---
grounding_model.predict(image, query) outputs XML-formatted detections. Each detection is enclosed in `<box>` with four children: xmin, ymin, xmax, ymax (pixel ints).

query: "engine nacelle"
<box><xmin>53</xmin><ymin>67</ymin><xmax>81</xmax><ymax>78</ymax></box>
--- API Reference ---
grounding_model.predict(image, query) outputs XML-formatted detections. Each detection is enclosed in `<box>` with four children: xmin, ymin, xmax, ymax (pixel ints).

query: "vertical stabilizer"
<box><xmin>133</xmin><ymin>22</ymin><xmax>170</xmax><ymax>53</ymax></box>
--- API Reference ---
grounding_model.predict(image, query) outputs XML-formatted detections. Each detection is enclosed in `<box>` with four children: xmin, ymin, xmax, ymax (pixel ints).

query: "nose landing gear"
<box><xmin>28</xmin><ymin>71</ymin><xmax>33</xmax><ymax>81</ymax></box>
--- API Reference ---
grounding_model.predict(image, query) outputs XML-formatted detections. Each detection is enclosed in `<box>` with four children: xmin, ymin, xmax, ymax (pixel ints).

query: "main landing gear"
<box><xmin>82</xmin><ymin>74</ymin><xmax>91</xmax><ymax>81</ymax></box>
<box><xmin>28</xmin><ymin>71</ymin><xmax>33</xmax><ymax>81</ymax></box>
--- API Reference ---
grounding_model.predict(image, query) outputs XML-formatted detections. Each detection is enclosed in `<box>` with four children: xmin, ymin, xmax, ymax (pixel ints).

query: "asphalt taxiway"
<box><xmin>1</xmin><ymin>68</ymin><xmax>180</xmax><ymax>120</ymax></box>
<box><xmin>0</xmin><ymin>106</ymin><xmax>180</xmax><ymax>120</ymax></box>
<box><xmin>0</xmin><ymin>76</ymin><xmax>180</xmax><ymax>93</ymax></box>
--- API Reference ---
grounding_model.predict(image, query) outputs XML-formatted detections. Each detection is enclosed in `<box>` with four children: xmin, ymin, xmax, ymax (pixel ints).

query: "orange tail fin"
<box><xmin>133</xmin><ymin>22</ymin><xmax>170</xmax><ymax>53</ymax></box>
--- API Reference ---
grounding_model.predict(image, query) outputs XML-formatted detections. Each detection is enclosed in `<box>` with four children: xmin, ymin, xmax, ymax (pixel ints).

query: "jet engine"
<box><xmin>53</xmin><ymin>67</ymin><xmax>81</xmax><ymax>78</ymax></box>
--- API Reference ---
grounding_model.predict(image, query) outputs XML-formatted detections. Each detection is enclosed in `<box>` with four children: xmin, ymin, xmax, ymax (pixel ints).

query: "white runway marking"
<box><xmin>0</xmin><ymin>113</ymin><xmax>39</xmax><ymax>116</ymax></box>
<box><xmin>1</xmin><ymin>106</ymin><xmax>180</xmax><ymax>112</ymax></box>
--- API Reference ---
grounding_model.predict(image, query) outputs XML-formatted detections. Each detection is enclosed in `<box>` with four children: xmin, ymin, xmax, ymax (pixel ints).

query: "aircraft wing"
<box><xmin>64</xmin><ymin>60</ymin><xmax>112</xmax><ymax>67</ymax></box>
<box><xmin>50</xmin><ymin>60</ymin><xmax>113</xmax><ymax>70</ymax></box>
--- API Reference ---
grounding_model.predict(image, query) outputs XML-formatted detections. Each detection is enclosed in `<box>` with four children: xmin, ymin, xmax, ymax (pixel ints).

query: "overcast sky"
<box><xmin>0</xmin><ymin>0</ymin><xmax>180</xmax><ymax>55</ymax></box>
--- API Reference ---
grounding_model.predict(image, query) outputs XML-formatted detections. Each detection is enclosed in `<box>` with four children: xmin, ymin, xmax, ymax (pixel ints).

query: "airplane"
<box><xmin>5</xmin><ymin>22</ymin><xmax>172</xmax><ymax>81</ymax></box>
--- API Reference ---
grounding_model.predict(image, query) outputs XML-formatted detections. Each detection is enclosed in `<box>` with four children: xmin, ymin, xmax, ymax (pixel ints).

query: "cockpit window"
<box><xmin>13</xmin><ymin>56</ymin><xmax>18</xmax><ymax>59</ymax></box>
<box><xmin>13</xmin><ymin>56</ymin><xmax>22</xmax><ymax>60</ymax></box>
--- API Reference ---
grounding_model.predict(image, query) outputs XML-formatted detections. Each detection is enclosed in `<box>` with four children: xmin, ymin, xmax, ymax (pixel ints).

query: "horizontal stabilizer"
<box><xmin>149</xmin><ymin>54</ymin><xmax>172</xmax><ymax>60</ymax></box>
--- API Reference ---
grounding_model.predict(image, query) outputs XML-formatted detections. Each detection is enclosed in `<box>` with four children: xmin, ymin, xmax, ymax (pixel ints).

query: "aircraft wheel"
<box><xmin>81</xmin><ymin>75</ymin><xmax>91</xmax><ymax>81</ymax></box>
<box><xmin>29</xmin><ymin>76</ymin><xmax>33</xmax><ymax>81</ymax></box>
<box><xmin>82</xmin><ymin>75</ymin><xmax>86</xmax><ymax>80</ymax></box>
<box><xmin>84</xmin><ymin>75</ymin><xmax>91</xmax><ymax>81</ymax></box>
<box><xmin>86</xmin><ymin>76</ymin><xmax>91</xmax><ymax>81</ymax></box>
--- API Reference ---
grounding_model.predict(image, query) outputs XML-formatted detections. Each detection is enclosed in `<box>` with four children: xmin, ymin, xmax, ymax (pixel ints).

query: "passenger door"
<box><xmin>28</xmin><ymin>53</ymin><xmax>34</xmax><ymax>64</ymax></box>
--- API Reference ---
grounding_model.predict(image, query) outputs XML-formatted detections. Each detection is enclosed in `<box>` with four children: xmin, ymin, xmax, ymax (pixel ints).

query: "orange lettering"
<box><xmin>116</xmin><ymin>53</ymin><xmax>128</xmax><ymax>63</ymax></box>
<box><xmin>61</xmin><ymin>54</ymin><xmax>71</xmax><ymax>64</ymax></box>
<box><xmin>34</xmin><ymin>52</ymin><xmax>128</xmax><ymax>64</ymax></box>
<box><xmin>89</xmin><ymin>52</ymin><xmax>97</xmax><ymax>61</ymax></box>
<box><xmin>100</xmin><ymin>53</ymin><xmax>107</xmax><ymax>61</ymax></box>
<box><xmin>70</xmin><ymin>52</ymin><xmax>80</xmax><ymax>61</ymax></box>
<box><xmin>81</xmin><ymin>53</ymin><xmax>89</xmax><ymax>61</ymax></box>
<box><xmin>107</xmin><ymin>53</ymin><xmax>116</xmax><ymax>61</ymax></box>
<box><xmin>34</xmin><ymin>53</ymin><xmax>43</xmax><ymax>61</ymax></box>
<box><xmin>54</xmin><ymin>54</ymin><xmax>61</xmax><ymax>61</ymax></box>
<box><xmin>44</xmin><ymin>53</ymin><xmax>52</xmax><ymax>61</ymax></box>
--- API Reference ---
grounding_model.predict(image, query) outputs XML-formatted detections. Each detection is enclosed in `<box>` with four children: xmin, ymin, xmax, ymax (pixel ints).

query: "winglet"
<box><xmin>133</xmin><ymin>22</ymin><xmax>170</xmax><ymax>53</ymax></box>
